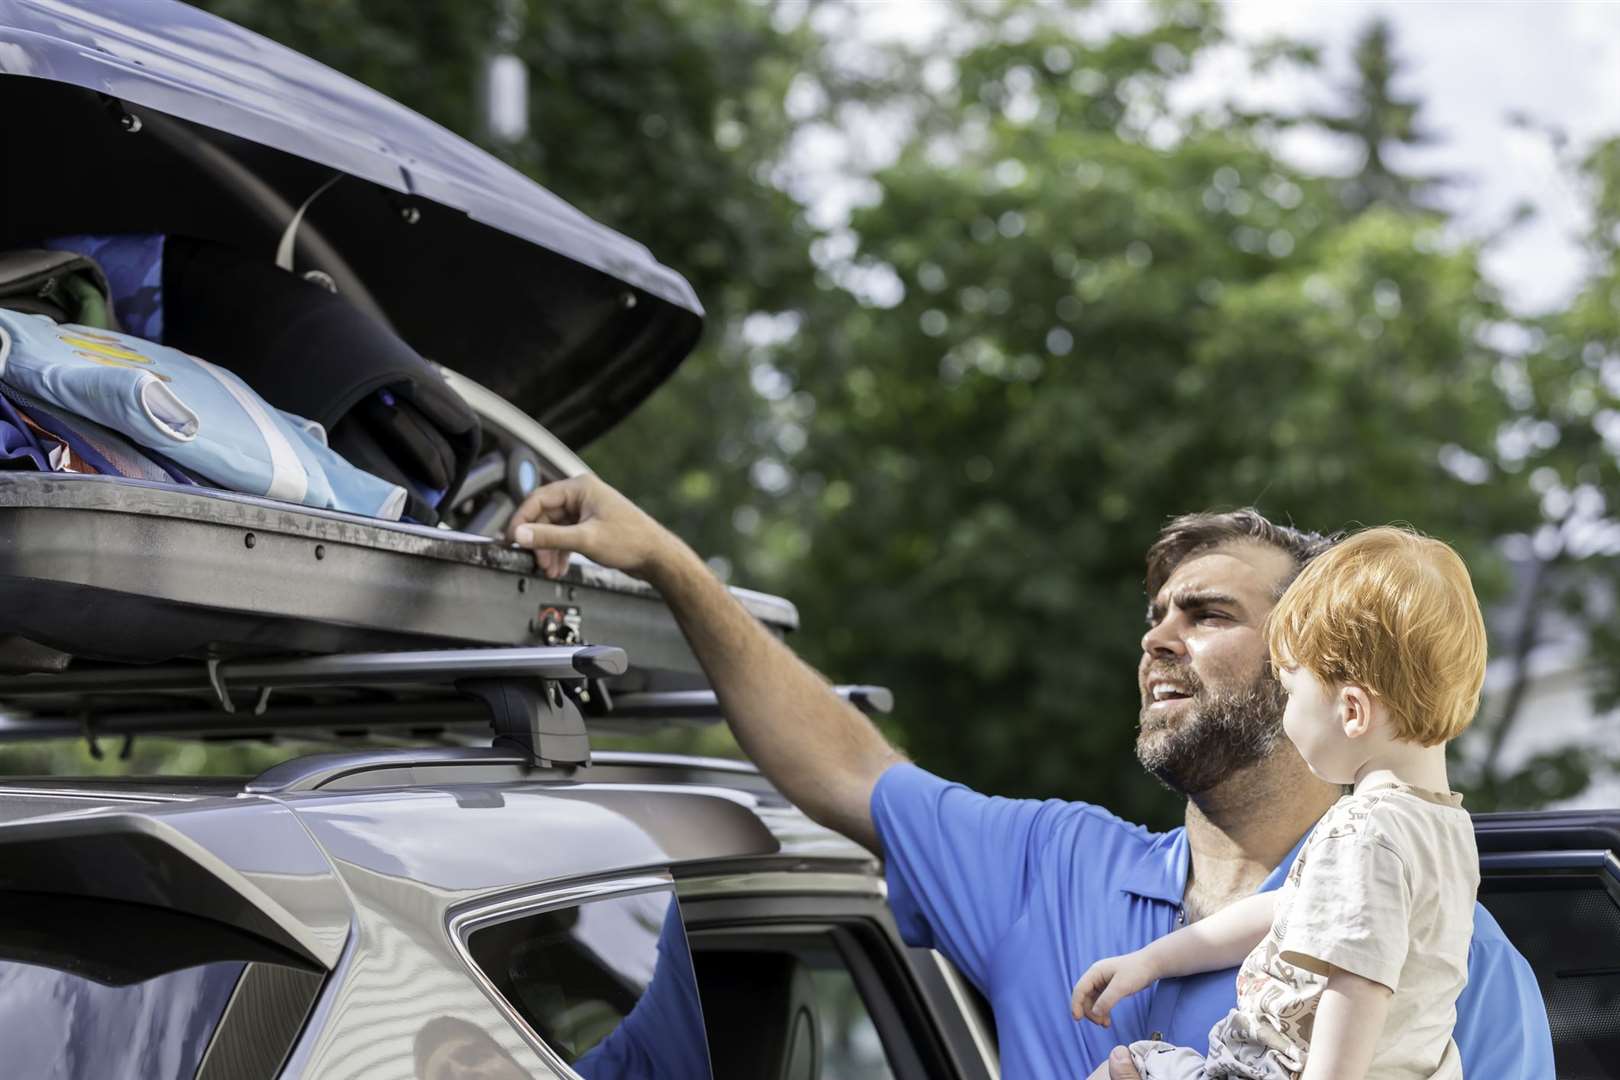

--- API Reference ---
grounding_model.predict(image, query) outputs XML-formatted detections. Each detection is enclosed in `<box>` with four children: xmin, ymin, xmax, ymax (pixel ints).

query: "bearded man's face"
<box><xmin>1136</xmin><ymin>544</ymin><xmax>1296</xmax><ymax>795</ymax></box>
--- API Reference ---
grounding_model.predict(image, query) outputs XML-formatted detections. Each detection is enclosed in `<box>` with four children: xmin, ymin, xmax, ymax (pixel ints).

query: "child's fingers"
<box><xmin>1070</xmin><ymin>973</ymin><xmax>1096</xmax><ymax>1020</ymax></box>
<box><xmin>1071</xmin><ymin>969</ymin><xmax>1112</xmax><ymax>1025</ymax></box>
<box><xmin>1091</xmin><ymin>978</ymin><xmax>1133</xmax><ymax>1023</ymax></box>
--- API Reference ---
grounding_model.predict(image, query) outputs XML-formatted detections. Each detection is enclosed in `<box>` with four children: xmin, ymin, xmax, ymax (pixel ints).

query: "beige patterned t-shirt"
<box><xmin>1208</xmin><ymin>782</ymin><xmax>1479</xmax><ymax>1079</ymax></box>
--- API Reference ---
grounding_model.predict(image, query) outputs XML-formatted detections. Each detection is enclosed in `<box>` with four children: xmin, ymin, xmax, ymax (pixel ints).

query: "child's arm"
<box><xmin>1298</xmin><ymin>966</ymin><xmax>1392</xmax><ymax>1080</ymax></box>
<box><xmin>1071</xmin><ymin>890</ymin><xmax>1278</xmax><ymax>1026</ymax></box>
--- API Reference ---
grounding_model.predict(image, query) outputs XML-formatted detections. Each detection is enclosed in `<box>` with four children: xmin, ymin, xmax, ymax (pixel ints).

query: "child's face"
<box><xmin>1277</xmin><ymin>663</ymin><xmax>1359</xmax><ymax>784</ymax></box>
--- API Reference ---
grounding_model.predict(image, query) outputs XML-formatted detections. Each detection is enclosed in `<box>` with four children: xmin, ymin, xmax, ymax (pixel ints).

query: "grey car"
<box><xmin>0</xmin><ymin>3</ymin><xmax>1614</xmax><ymax>1080</ymax></box>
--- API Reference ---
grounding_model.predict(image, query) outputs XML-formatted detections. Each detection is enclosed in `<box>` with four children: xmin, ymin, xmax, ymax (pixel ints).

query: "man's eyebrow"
<box><xmin>1147</xmin><ymin>590</ymin><xmax>1246</xmax><ymax>623</ymax></box>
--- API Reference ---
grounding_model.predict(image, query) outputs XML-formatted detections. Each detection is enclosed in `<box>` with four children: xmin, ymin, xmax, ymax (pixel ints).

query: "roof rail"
<box><xmin>244</xmin><ymin>747</ymin><xmax>769</xmax><ymax>795</ymax></box>
<box><xmin>246</xmin><ymin>746</ymin><xmax>531</xmax><ymax>793</ymax></box>
<box><xmin>243</xmin><ymin>748</ymin><xmax>780</xmax><ymax>799</ymax></box>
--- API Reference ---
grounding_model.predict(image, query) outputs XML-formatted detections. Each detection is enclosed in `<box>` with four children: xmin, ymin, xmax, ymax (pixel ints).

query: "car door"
<box><xmin>677</xmin><ymin>872</ymin><xmax>998</xmax><ymax>1080</ymax></box>
<box><xmin>1475</xmin><ymin>810</ymin><xmax>1620</xmax><ymax>1080</ymax></box>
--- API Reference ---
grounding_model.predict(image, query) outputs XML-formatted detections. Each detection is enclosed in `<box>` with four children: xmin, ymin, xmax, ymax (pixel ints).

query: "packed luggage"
<box><xmin>0</xmin><ymin>235</ymin><xmax>478</xmax><ymax>523</ymax></box>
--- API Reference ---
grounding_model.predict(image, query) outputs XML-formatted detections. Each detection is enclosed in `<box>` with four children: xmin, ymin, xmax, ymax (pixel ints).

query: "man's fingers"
<box><xmin>509</xmin><ymin>475</ymin><xmax>592</xmax><ymax>539</ymax></box>
<box><xmin>512</xmin><ymin>521</ymin><xmax>586</xmax><ymax>557</ymax></box>
<box><xmin>1107</xmin><ymin>1046</ymin><xmax>1142</xmax><ymax>1080</ymax></box>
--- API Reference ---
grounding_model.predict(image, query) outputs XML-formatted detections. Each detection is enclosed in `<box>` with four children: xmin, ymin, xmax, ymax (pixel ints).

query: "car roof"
<box><xmin>0</xmin><ymin>750</ymin><xmax>875</xmax><ymax>868</ymax></box>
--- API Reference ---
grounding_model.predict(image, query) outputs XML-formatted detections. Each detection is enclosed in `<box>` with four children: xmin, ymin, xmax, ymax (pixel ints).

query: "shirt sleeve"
<box><xmin>870</xmin><ymin>762</ymin><xmax>1077</xmax><ymax>988</ymax></box>
<box><xmin>1453</xmin><ymin>903</ymin><xmax>1556</xmax><ymax>1080</ymax></box>
<box><xmin>1277</xmin><ymin>832</ymin><xmax>1412</xmax><ymax>991</ymax></box>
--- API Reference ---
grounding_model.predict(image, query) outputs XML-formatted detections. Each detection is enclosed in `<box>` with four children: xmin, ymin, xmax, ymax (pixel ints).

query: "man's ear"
<box><xmin>1339</xmin><ymin>686</ymin><xmax>1374</xmax><ymax>740</ymax></box>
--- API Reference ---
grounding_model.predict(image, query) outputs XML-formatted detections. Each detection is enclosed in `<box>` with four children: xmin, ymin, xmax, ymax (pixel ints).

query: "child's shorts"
<box><xmin>1128</xmin><ymin>1040</ymin><xmax>1296</xmax><ymax>1080</ymax></box>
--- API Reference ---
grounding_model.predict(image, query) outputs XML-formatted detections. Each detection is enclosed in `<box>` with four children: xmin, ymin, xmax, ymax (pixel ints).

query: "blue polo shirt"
<box><xmin>872</xmin><ymin>764</ymin><xmax>1553</xmax><ymax>1079</ymax></box>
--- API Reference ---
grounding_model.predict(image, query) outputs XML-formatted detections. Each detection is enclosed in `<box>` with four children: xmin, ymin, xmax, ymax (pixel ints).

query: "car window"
<box><xmin>807</xmin><ymin>958</ymin><xmax>896</xmax><ymax>1080</ymax></box>
<box><xmin>465</xmin><ymin>886</ymin><xmax>713</xmax><ymax>1080</ymax></box>
<box><xmin>0</xmin><ymin>891</ymin><xmax>324</xmax><ymax>1080</ymax></box>
<box><xmin>1480</xmin><ymin>872</ymin><xmax>1620</xmax><ymax>1078</ymax></box>
<box><xmin>0</xmin><ymin>958</ymin><xmax>242</xmax><ymax>1079</ymax></box>
<box><xmin>690</xmin><ymin>927</ymin><xmax>937</xmax><ymax>1080</ymax></box>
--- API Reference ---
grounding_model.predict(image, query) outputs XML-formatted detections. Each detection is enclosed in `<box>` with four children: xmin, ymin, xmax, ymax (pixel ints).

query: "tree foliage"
<box><xmin>55</xmin><ymin>1</ymin><xmax>1611</xmax><ymax>816</ymax></box>
<box><xmin>759</xmin><ymin>3</ymin><xmax>1543</xmax><ymax>824</ymax></box>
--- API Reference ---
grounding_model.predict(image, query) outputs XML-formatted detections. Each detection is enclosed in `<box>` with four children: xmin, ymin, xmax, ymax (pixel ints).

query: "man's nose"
<box><xmin>1141</xmin><ymin>614</ymin><xmax>1186</xmax><ymax>659</ymax></box>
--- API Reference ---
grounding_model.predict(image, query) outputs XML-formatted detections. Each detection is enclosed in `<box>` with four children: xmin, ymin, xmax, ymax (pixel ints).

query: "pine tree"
<box><xmin>1315</xmin><ymin>19</ymin><xmax>1443</xmax><ymax>213</ymax></box>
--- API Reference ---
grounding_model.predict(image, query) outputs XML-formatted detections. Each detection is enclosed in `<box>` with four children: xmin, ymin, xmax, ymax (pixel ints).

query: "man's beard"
<box><xmin>1135</xmin><ymin>661</ymin><xmax>1287</xmax><ymax>795</ymax></box>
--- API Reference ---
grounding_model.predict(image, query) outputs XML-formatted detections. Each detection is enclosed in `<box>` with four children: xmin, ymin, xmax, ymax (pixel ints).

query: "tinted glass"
<box><xmin>809</xmin><ymin>965</ymin><xmax>896</xmax><ymax>1080</ymax></box>
<box><xmin>1481</xmin><ymin>876</ymin><xmax>1620</xmax><ymax>1078</ymax></box>
<box><xmin>0</xmin><ymin>960</ymin><xmax>243</xmax><ymax>1079</ymax></box>
<box><xmin>467</xmin><ymin>888</ymin><xmax>712</xmax><ymax>1080</ymax></box>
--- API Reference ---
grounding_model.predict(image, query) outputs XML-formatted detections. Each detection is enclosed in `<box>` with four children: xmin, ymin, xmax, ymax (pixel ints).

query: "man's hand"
<box><xmin>1084</xmin><ymin>1047</ymin><xmax>1145</xmax><ymax>1080</ymax></box>
<box><xmin>1107</xmin><ymin>1047</ymin><xmax>1142</xmax><ymax>1079</ymax></box>
<box><xmin>508</xmin><ymin>471</ymin><xmax>898</xmax><ymax>851</ymax></box>
<box><xmin>1072</xmin><ymin>950</ymin><xmax>1158</xmax><ymax>1027</ymax></box>
<box><xmin>508</xmin><ymin>473</ymin><xmax>690</xmax><ymax>583</ymax></box>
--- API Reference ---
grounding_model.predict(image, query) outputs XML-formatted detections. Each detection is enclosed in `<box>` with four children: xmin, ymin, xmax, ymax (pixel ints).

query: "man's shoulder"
<box><xmin>874</xmin><ymin>762</ymin><xmax>1166</xmax><ymax>850</ymax></box>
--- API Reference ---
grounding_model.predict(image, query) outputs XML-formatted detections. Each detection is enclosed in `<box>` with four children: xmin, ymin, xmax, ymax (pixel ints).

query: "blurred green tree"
<box><xmin>1452</xmin><ymin>131</ymin><xmax>1620</xmax><ymax>808</ymax></box>
<box><xmin>77</xmin><ymin>0</ymin><xmax>1605</xmax><ymax>821</ymax></box>
<box><xmin>758</xmin><ymin>1</ymin><xmax>1544</xmax><ymax>825</ymax></box>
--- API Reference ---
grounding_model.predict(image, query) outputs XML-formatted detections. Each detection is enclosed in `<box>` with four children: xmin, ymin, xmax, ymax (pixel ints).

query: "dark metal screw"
<box><xmin>400</xmin><ymin>205</ymin><xmax>421</xmax><ymax>224</ymax></box>
<box><xmin>518</xmin><ymin>578</ymin><xmax>529</xmax><ymax>593</ymax></box>
<box><xmin>315</xmin><ymin>545</ymin><xmax>326</xmax><ymax>561</ymax></box>
<box><xmin>244</xmin><ymin>533</ymin><xmax>257</xmax><ymax>549</ymax></box>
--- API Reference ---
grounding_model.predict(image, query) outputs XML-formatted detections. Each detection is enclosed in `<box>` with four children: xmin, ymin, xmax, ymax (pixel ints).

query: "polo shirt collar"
<box><xmin>1119</xmin><ymin>820</ymin><xmax>1315</xmax><ymax>903</ymax></box>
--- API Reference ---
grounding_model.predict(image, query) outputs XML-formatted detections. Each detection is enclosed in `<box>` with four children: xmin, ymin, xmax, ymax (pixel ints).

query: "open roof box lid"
<box><xmin>0</xmin><ymin>0</ymin><xmax>804</xmax><ymax>752</ymax></box>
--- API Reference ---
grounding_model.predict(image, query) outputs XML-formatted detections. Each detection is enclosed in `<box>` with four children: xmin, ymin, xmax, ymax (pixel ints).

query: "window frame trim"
<box><xmin>445</xmin><ymin>871</ymin><xmax>686</xmax><ymax>1079</ymax></box>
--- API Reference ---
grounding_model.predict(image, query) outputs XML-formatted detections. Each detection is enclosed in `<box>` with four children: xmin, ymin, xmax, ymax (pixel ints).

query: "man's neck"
<box><xmin>1179</xmin><ymin>749</ymin><xmax>1340</xmax><ymax>919</ymax></box>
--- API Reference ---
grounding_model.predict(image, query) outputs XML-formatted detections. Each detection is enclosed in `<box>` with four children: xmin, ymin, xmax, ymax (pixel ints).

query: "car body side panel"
<box><xmin>278</xmin><ymin>857</ymin><xmax>560</xmax><ymax>1080</ymax></box>
<box><xmin>0</xmin><ymin>794</ymin><xmax>350</xmax><ymax>966</ymax></box>
<box><xmin>272</xmin><ymin>783</ymin><xmax>781</xmax><ymax>1077</ymax></box>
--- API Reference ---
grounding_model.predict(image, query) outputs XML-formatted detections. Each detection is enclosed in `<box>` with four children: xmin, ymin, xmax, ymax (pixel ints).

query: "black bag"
<box><xmin>0</xmin><ymin>249</ymin><xmax>118</xmax><ymax>329</ymax></box>
<box><xmin>162</xmin><ymin>237</ymin><xmax>479</xmax><ymax>524</ymax></box>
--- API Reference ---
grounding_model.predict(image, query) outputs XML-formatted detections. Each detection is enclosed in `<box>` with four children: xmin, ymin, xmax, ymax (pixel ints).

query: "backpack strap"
<box><xmin>0</xmin><ymin>249</ymin><xmax>119</xmax><ymax>330</ymax></box>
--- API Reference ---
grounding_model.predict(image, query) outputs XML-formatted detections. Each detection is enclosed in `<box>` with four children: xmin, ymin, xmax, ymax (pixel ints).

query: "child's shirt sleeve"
<box><xmin>1276</xmin><ymin>831</ymin><xmax>1412</xmax><ymax>991</ymax></box>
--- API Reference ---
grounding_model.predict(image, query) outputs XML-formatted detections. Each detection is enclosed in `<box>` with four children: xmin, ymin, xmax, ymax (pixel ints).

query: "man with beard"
<box><xmin>508</xmin><ymin>477</ymin><xmax>1553</xmax><ymax>1080</ymax></box>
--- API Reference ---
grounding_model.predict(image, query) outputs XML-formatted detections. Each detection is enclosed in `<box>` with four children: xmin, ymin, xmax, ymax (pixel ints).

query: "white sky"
<box><xmin>839</xmin><ymin>0</ymin><xmax>1620</xmax><ymax>315</ymax></box>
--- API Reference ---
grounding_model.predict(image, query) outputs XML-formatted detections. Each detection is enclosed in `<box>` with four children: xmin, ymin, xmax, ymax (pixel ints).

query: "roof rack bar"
<box><xmin>0</xmin><ymin>701</ymin><xmax>491</xmax><ymax>742</ymax></box>
<box><xmin>607</xmin><ymin>684</ymin><xmax>893</xmax><ymax>722</ymax></box>
<box><xmin>0</xmin><ymin>645</ymin><xmax>624</xmax><ymax>770</ymax></box>
<box><xmin>0</xmin><ymin>646</ymin><xmax>627</xmax><ymax>699</ymax></box>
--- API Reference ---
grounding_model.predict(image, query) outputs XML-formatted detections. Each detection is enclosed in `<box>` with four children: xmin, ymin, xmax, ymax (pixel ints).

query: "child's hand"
<box><xmin>1071</xmin><ymin>950</ymin><xmax>1157</xmax><ymax>1026</ymax></box>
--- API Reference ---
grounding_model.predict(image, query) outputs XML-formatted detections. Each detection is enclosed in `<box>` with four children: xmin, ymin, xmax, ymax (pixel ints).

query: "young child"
<box><xmin>1071</xmin><ymin>526</ymin><xmax>1486</xmax><ymax>1080</ymax></box>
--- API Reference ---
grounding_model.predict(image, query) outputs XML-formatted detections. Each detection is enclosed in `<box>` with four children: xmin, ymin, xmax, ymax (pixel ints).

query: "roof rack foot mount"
<box><xmin>458</xmin><ymin>678</ymin><xmax>590</xmax><ymax>768</ymax></box>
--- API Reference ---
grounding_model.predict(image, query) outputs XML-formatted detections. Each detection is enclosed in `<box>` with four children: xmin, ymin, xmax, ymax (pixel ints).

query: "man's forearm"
<box><xmin>646</xmin><ymin>545</ymin><xmax>904</xmax><ymax>852</ymax></box>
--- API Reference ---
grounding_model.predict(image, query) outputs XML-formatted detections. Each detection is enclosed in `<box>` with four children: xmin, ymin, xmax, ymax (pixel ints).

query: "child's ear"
<box><xmin>1339</xmin><ymin>686</ymin><xmax>1374</xmax><ymax>739</ymax></box>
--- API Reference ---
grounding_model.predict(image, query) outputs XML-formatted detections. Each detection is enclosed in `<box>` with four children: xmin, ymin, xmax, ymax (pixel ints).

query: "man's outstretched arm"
<box><xmin>509</xmin><ymin>474</ymin><xmax>904</xmax><ymax>852</ymax></box>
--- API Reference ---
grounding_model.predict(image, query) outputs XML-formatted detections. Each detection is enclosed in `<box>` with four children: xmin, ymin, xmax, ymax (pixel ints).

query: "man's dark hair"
<box><xmin>1145</xmin><ymin>508</ymin><xmax>1337</xmax><ymax>600</ymax></box>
